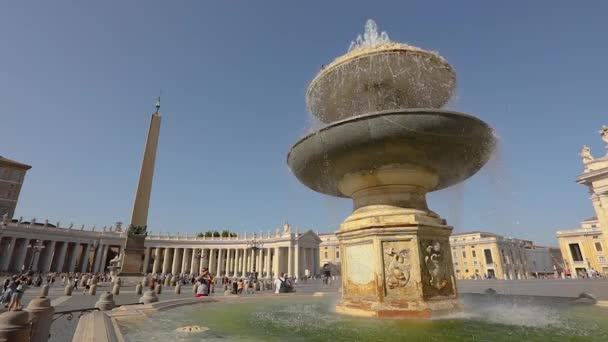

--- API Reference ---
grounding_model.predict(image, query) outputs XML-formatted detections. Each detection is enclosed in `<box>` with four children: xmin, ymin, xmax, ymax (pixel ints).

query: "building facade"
<box><xmin>0</xmin><ymin>156</ymin><xmax>31</xmax><ymax>218</ymax></box>
<box><xmin>0</xmin><ymin>219</ymin><xmax>321</xmax><ymax>279</ymax></box>
<box><xmin>449</xmin><ymin>231</ymin><xmax>533</xmax><ymax>280</ymax></box>
<box><xmin>557</xmin><ymin>217</ymin><xmax>606</xmax><ymax>277</ymax></box>
<box><xmin>557</xmin><ymin>125</ymin><xmax>608</xmax><ymax>277</ymax></box>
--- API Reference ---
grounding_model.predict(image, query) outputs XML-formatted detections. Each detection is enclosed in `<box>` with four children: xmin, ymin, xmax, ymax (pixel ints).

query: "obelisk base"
<box><xmin>118</xmin><ymin>235</ymin><xmax>145</xmax><ymax>284</ymax></box>
<box><xmin>335</xmin><ymin>205</ymin><xmax>460</xmax><ymax>319</ymax></box>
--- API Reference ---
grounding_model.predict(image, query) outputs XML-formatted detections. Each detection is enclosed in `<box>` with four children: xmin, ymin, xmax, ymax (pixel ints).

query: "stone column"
<box><xmin>190</xmin><ymin>249</ymin><xmax>199</xmax><ymax>274</ymax></box>
<box><xmin>255</xmin><ymin>248</ymin><xmax>263</xmax><ymax>274</ymax></box>
<box><xmin>241</xmin><ymin>249</ymin><xmax>247</xmax><ymax>275</ymax></box>
<box><xmin>313</xmin><ymin>248</ymin><xmax>320</xmax><ymax>276</ymax></box>
<box><xmin>273</xmin><ymin>247</ymin><xmax>280</xmax><ymax>277</ymax></box>
<box><xmin>67</xmin><ymin>243</ymin><xmax>80</xmax><ymax>272</ymax></box>
<box><xmin>162</xmin><ymin>248</ymin><xmax>173</xmax><ymax>274</ymax></box>
<box><xmin>209</xmin><ymin>249</ymin><xmax>216</xmax><ymax>275</ymax></box>
<box><xmin>98</xmin><ymin>244</ymin><xmax>109</xmax><ymax>273</ymax></box>
<box><xmin>288</xmin><ymin>245</ymin><xmax>294</xmax><ymax>278</ymax></box>
<box><xmin>0</xmin><ymin>236</ymin><xmax>16</xmax><ymax>271</ymax></box>
<box><xmin>264</xmin><ymin>248</ymin><xmax>271</xmax><ymax>278</ymax></box>
<box><xmin>80</xmin><ymin>244</ymin><xmax>91</xmax><ymax>273</ymax></box>
<box><xmin>152</xmin><ymin>248</ymin><xmax>162</xmax><ymax>274</ymax></box>
<box><xmin>31</xmin><ymin>242</ymin><xmax>43</xmax><ymax>272</ymax></box>
<box><xmin>141</xmin><ymin>247</ymin><xmax>150</xmax><ymax>274</ymax></box>
<box><xmin>172</xmin><ymin>248</ymin><xmax>182</xmax><ymax>274</ymax></box>
<box><xmin>215</xmin><ymin>249</ymin><xmax>222</xmax><ymax>276</ymax></box>
<box><xmin>294</xmin><ymin>244</ymin><xmax>300</xmax><ymax>278</ymax></box>
<box><xmin>92</xmin><ymin>243</ymin><xmax>103</xmax><ymax>273</ymax></box>
<box><xmin>14</xmin><ymin>239</ymin><xmax>29</xmax><ymax>272</ymax></box>
<box><xmin>224</xmin><ymin>249</ymin><xmax>231</xmax><ymax>276</ymax></box>
<box><xmin>53</xmin><ymin>242</ymin><xmax>69</xmax><ymax>273</ymax></box>
<box><xmin>42</xmin><ymin>241</ymin><xmax>56</xmax><ymax>273</ymax></box>
<box><xmin>181</xmin><ymin>248</ymin><xmax>191</xmax><ymax>273</ymax></box>
<box><xmin>234</xmin><ymin>249</ymin><xmax>240</xmax><ymax>276</ymax></box>
<box><xmin>302</xmin><ymin>247</ymin><xmax>308</xmax><ymax>276</ymax></box>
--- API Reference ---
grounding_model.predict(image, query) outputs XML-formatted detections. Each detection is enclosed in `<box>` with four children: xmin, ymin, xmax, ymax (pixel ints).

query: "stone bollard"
<box><xmin>170</xmin><ymin>276</ymin><xmax>176</xmax><ymax>287</ymax></box>
<box><xmin>64</xmin><ymin>285</ymin><xmax>73</xmax><ymax>296</ymax></box>
<box><xmin>141</xmin><ymin>277</ymin><xmax>149</xmax><ymax>287</ymax></box>
<box><xmin>26</xmin><ymin>296</ymin><xmax>54</xmax><ymax>342</ymax></box>
<box><xmin>192</xmin><ymin>284</ymin><xmax>198</xmax><ymax>294</ymax></box>
<box><xmin>155</xmin><ymin>284</ymin><xmax>163</xmax><ymax>295</ymax></box>
<box><xmin>164</xmin><ymin>277</ymin><xmax>171</xmax><ymax>287</ymax></box>
<box><xmin>89</xmin><ymin>284</ymin><xmax>97</xmax><ymax>296</ymax></box>
<box><xmin>95</xmin><ymin>292</ymin><xmax>115</xmax><ymax>311</ymax></box>
<box><xmin>0</xmin><ymin>310</ymin><xmax>31</xmax><ymax>342</ymax></box>
<box><xmin>40</xmin><ymin>284</ymin><xmax>49</xmax><ymax>297</ymax></box>
<box><xmin>112</xmin><ymin>283</ymin><xmax>120</xmax><ymax>296</ymax></box>
<box><xmin>140</xmin><ymin>290</ymin><xmax>159</xmax><ymax>304</ymax></box>
<box><xmin>135</xmin><ymin>283</ymin><xmax>143</xmax><ymax>295</ymax></box>
<box><xmin>175</xmin><ymin>284</ymin><xmax>181</xmax><ymax>294</ymax></box>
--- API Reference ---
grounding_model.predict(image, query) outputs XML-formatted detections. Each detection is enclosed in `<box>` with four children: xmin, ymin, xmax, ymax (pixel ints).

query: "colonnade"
<box><xmin>0</xmin><ymin>235</ymin><xmax>121</xmax><ymax>274</ymax></box>
<box><xmin>142</xmin><ymin>245</ymin><xmax>320</xmax><ymax>278</ymax></box>
<box><xmin>0</xmin><ymin>222</ymin><xmax>323</xmax><ymax>278</ymax></box>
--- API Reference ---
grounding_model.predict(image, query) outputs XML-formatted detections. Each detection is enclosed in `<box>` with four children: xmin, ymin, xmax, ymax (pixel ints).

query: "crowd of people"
<box><xmin>0</xmin><ymin>267</ymin><xmax>331</xmax><ymax>311</ymax></box>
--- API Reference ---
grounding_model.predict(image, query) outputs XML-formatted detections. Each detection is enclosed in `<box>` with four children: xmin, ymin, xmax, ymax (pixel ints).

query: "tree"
<box><xmin>197</xmin><ymin>229</ymin><xmax>236</xmax><ymax>238</ymax></box>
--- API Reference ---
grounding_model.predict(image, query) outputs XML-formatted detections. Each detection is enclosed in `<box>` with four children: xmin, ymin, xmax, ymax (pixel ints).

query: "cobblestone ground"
<box><xmin>2</xmin><ymin>278</ymin><xmax>607</xmax><ymax>341</ymax></box>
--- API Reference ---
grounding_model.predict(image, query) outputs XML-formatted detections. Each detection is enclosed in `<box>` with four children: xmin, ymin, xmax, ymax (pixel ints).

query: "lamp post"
<box><xmin>27</xmin><ymin>239</ymin><xmax>45</xmax><ymax>273</ymax></box>
<box><xmin>246</xmin><ymin>234</ymin><xmax>264</xmax><ymax>280</ymax></box>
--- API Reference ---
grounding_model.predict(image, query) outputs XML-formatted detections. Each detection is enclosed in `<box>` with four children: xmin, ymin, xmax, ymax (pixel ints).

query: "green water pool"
<box><xmin>120</xmin><ymin>294</ymin><xmax>608</xmax><ymax>341</ymax></box>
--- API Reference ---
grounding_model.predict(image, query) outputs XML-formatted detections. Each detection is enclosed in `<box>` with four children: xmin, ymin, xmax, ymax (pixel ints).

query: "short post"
<box><xmin>141</xmin><ymin>277</ymin><xmax>149</xmax><ymax>287</ymax></box>
<box><xmin>26</xmin><ymin>296</ymin><xmax>54</xmax><ymax>342</ymax></box>
<box><xmin>64</xmin><ymin>285</ymin><xmax>73</xmax><ymax>296</ymax></box>
<box><xmin>135</xmin><ymin>283</ymin><xmax>143</xmax><ymax>295</ymax></box>
<box><xmin>0</xmin><ymin>310</ymin><xmax>31</xmax><ymax>342</ymax></box>
<box><xmin>164</xmin><ymin>277</ymin><xmax>171</xmax><ymax>287</ymax></box>
<box><xmin>155</xmin><ymin>283</ymin><xmax>162</xmax><ymax>295</ymax></box>
<box><xmin>89</xmin><ymin>283</ymin><xmax>97</xmax><ymax>296</ymax></box>
<box><xmin>111</xmin><ymin>283</ymin><xmax>120</xmax><ymax>296</ymax></box>
<box><xmin>40</xmin><ymin>285</ymin><xmax>49</xmax><ymax>297</ymax></box>
<box><xmin>192</xmin><ymin>284</ymin><xmax>197</xmax><ymax>294</ymax></box>
<box><xmin>140</xmin><ymin>290</ymin><xmax>159</xmax><ymax>304</ymax></box>
<box><xmin>95</xmin><ymin>292</ymin><xmax>115</xmax><ymax>311</ymax></box>
<box><xmin>174</xmin><ymin>284</ymin><xmax>181</xmax><ymax>294</ymax></box>
<box><xmin>170</xmin><ymin>276</ymin><xmax>176</xmax><ymax>287</ymax></box>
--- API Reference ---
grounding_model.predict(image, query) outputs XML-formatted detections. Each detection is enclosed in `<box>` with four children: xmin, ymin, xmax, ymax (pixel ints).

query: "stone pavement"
<box><xmin>457</xmin><ymin>278</ymin><xmax>608</xmax><ymax>300</ymax></box>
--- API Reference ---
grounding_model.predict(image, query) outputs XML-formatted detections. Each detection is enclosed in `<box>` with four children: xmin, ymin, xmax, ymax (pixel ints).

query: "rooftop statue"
<box><xmin>580</xmin><ymin>145</ymin><xmax>594</xmax><ymax>164</ymax></box>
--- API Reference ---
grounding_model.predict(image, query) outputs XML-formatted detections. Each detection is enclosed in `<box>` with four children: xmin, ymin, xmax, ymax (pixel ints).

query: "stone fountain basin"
<box><xmin>306</xmin><ymin>46</ymin><xmax>456</xmax><ymax>123</ymax></box>
<box><xmin>287</xmin><ymin>109</ymin><xmax>495</xmax><ymax>198</ymax></box>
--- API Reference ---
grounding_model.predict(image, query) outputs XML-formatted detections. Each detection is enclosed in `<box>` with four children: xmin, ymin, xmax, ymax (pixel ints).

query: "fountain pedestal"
<box><xmin>336</xmin><ymin>206</ymin><xmax>459</xmax><ymax>318</ymax></box>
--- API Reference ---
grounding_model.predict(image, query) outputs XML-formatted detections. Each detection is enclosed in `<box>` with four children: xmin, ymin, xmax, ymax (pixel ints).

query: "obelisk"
<box><xmin>119</xmin><ymin>97</ymin><xmax>162</xmax><ymax>277</ymax></box>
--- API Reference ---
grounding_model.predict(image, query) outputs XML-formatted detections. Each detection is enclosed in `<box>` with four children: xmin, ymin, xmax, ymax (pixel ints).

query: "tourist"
<box><xmin>237</xmin><ymin>279</ymin><xmax>244</xmax><ymax>294</ymax></box>
<box><xmin>195</xmin><ymin>281</ymin><xmax>208</xmax><ymax>297</ymax></box>
<box><xmin>8</xmin><ymin>275</ymin><xmax>26</xmax><ymax>311</ymax></box>
<box><xmin>274</xmin><ymin>273</ymin><xmax>289</xmax><ymax>294</ymax></box>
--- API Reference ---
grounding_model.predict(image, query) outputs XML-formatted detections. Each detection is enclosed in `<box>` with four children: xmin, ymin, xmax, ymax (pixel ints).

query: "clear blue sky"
<box><xmin>1</xmin><ymin>1</ymin><xmax>606</xmax><ymax>245</ymax></box>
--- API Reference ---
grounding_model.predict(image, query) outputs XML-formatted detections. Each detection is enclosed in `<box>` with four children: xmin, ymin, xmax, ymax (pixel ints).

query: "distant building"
<box><xmin>556</xmin><ymin>125</ymin><xmax>608</xmax><ymax>277</ymax></box>
<box><xmin>450</xmin><ymin>231</ymin><xmax>533</xmax><ymax>280</ymax></box>
<box><xmin>0</xmin><ymin>156</ymin><xmax>31</xmax><ymax>218</ymax></box>
<box><xmin>319</xmin><ymin>232</ymin><xmax>340</xmax><ymax>274</ymax></box>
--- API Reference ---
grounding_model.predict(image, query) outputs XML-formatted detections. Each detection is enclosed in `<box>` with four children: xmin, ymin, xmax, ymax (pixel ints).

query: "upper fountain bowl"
<box><xmin>306</xmin><ymin>42</ymin><xmax>456</xmax><ymax>124</ymax></box>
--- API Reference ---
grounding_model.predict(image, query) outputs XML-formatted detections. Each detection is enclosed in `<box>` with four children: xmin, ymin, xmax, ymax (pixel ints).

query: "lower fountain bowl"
<box><xmin>287</xmin><ymin>109</ymin><xmax>496</xmax><ymax>199</ymax></box>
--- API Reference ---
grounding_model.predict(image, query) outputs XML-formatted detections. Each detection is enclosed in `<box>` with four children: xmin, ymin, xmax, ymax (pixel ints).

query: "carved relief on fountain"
<box><xmin>420</xmin><ymin>239</ymin><xmax>455</xmax><ymax>298</ymax></box>
<box><xmin>382</xmin><ymin>242</ymin><xmax>413</xmax><ymax>294</ymax></box>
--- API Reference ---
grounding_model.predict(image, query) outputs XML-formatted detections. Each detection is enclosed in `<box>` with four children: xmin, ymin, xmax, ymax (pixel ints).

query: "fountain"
<box><xmin>112</xmin><ymin>20</ymin><xmax>608</xmax><ymax>342</ymax></box>
<box><xmin>287</xmin><ymin>19</ymin><xmax>495</xmax><ymax>318</ymax></box>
